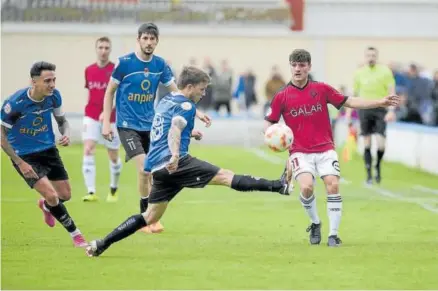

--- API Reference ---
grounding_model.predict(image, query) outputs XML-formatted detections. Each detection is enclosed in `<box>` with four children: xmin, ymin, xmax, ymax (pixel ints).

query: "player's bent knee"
<box><xmin>83</xmin><ymin>141</ymin><xmax>96</xmax><ymax>156</ymax></box>
<box><xmin>210</xmin><ymin>169</ymin><xmax>234</xmax><ymax>186</ymax></box>
<box><xmin>34</xmin><ymin>178</ymin><xmax>58</xmax><ymax>204</ymax></box>
<box><xmin>300</xmin><ymin>184</ymin><xmax>314</xmax><ymax>197</ymax></box>
<box><xmin>143</xmin><ymin>202</ymin><xmax>167</xmax><ymax>225</ymax></box>
<box><xmin>58</xmin><ymin>185</ymin><xmax>72</xmax><ymax>201</ymax></box>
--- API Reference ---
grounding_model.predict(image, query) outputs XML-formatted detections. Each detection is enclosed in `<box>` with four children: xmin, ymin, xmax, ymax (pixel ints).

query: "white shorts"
<box><xmin>82</xmin><ymin>116</ymin><xmax>120</xmax><ymax>150</ymax></box>
<box><xmin>289</xmin><ymin>150</ymin><xmax>340</xmax><ymax>180</ymax></box>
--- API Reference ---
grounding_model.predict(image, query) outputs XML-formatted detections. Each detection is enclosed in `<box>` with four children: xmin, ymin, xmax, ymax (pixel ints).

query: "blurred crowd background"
<box><xmin>1</xmin><ymin>0</ymin><xmax>438</xmax><ymax>126</ymax></box>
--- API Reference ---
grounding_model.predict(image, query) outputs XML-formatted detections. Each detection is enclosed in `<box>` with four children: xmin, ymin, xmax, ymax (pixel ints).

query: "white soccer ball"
<box><xmin>264</xmin><ymin>123</ymin><xmax>294</xmax><ymax>152</ymax></box>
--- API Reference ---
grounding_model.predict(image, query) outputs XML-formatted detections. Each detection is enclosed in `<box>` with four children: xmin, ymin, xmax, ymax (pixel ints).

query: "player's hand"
<box><xmin>191</xmin><ymin>130</ymin><xmax>203</xmax><ymax>140</ymax></box>
<box><xmin>196</xmin><ymin>111</ymin><xmax>212</xmax><ymax>128</ymax></box>
<box><xmin>166</xmin><ymin>155</ymin><xmax>179</xmax><ymax>174</ymax></box>
<box><xmin>102</xmin><ymin>123</ymin><xmax>114</xmax><ymax>141</ymax></box>
<box><xmin>384</xmin><ymin>110</ymin><xmax>396</xmax><ymax>122</ymax></box>
<box><xmin>381</xmin><ymin>95</ymin><xmax>400</xmax><ymax>107</ymax></box>
<box><xmin>17</xmin><ymin>161</ymin><xmax>39</xmax><ymax>179</ymax></box>
<box><xmin>98</xmin><ymin>112</ymin><xmax>104</xmax><ymax>122</ymax></box>
<box><xmin>58</xmin><ymin>135</ymin><xmax>70</xmax><ymax>146</ymax></box>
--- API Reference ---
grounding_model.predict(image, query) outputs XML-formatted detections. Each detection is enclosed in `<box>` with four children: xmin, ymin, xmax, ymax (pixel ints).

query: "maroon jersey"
<box><xmin>84</xmin><ymin>62</ymin><xmax>116</xmax><ymax>122</ymax></box>
<box><xmin>265</xmin><ymin>81</ymin><xmax>348</xmax><ymax>154</ymax></box>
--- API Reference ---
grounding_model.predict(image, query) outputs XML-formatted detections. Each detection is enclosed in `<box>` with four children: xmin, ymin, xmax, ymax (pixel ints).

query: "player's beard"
<box><xmin>142</xmin><ymin>47</ymin><xmax>154</xmax><ymax>56</ymax></box>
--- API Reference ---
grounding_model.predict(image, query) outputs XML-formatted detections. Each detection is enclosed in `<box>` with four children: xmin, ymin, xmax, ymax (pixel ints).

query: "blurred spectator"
<box><xmin>332</xmin><ymin>85</ymin><xmax>358</xmax><ymax>132</ymax></box>
<box><xmin>233</xmin><ymin>69</ymin><xmax>257</xmax><ymax>113</ymax></box>
<box><xmin>394</xmin><ymin>90</ymin><xmax>409</xmax><ymax>121</ymax></box>
<box><xmin>244</xmin><ymin>69</ymin><xmax>257</xmax><ymax>110</ymax></box>
<box><xmin>198</xmin><ymin>57</ymin><xmax>215</xmax><ymax>110</ymax></box>
<box><xmin>389</xmin><ymin>62</ymin><xmax>409</xmax><ymax>94</ymax></box>
<box><xmin>406</xmin><ymin>63</ymin><xmax>434</xmax><ymax>124</ymax></box>
<box><xmin>431</xmin><ymin>71</ymin><xmax>438</xmax><ymax>126</ymax></box>
<box><xmin>212</xmin><ymin>60</ymin><xmax>233</xmax><ymax>116</ymax></box>
<box><xmin>233</xmin><ymin>72</ymin><xmax>246</xmax><ymax>110</ymax></box>
<box><xmin>264</xmin><ymin>65</ymin><xmax>286</xmax><ymax>114</ymax></box>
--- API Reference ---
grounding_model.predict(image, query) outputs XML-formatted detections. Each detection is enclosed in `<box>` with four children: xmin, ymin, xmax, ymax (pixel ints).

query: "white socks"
<box><xmin>82</xmin><ymin>155</ymin><xmax>96</xmax><ymax>194</ymax></box>
<box><xmin>327</xmin><ymin>193</ymin><xmax>343</xmax><ymax>236</ymax></box>
<box><xmin>110</xmin><ymin>158</ymin><xmax>122</xmax><ymax>189</ymax></box>
<box><xmin>83</xmin><ymin>155</ymin><xmax>123</xmax><ymax>193</ymax></box>
<box><xmin>300</xmin><ymin>192</ymin><xmax>343</xmax><ymax>236</ymax></box>
<box><xmin>69</xmin><ymin>229</ymin><xmax>81</xmax><ymax>237</ymax></box>
<box><xmin>299</xmin><ymin>193</ymin><xmax>321</xmax><ymax>224</ymax></box>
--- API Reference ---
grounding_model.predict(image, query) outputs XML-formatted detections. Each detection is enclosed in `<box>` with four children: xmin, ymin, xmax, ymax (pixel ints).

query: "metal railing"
<box><xmin>1</xmin><ymin>0</ymin><xmax>290</xmax><ymax>24</ymax></box>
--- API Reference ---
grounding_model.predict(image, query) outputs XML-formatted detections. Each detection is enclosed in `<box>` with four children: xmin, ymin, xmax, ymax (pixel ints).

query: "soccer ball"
<box><xmin>264</xmin><ymin>123</ymin><xmax>294</xmax><ymax>152</ymax></box>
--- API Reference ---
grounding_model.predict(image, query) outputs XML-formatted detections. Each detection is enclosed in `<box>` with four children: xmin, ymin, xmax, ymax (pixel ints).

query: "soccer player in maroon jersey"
<box><xmin>264</xmin><ymin>49</ymin><xmax>400</xmax><ymax>247</ymax></box>
<box><xmin>82</xmin><ymin>37</ymin><xmax>122</xmax><ymax>203</ymax></box>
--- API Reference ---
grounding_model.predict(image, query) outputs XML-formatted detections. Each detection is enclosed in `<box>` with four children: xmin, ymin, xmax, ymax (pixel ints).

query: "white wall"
<box><xmin>334</xmin><ymin>120</ymin><xmax>438</xmax><ymax>175</ymax></box>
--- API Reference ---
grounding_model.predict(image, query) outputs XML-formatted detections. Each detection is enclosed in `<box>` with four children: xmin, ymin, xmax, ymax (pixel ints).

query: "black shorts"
<box><xmin>12</xmin><ymin>147</ymin><xmax>69</xmax><ymax>188</ymax></box>
<box><xmin>118</xmin><ymin>127</ymin><xmax>151</xmax><ymax>162</ymax></box>
<box><xmin>358</xmin><ymin>108</ymin><xmax>387</xmax><ymax>136</ymax></box>
<box><xmin>149</xmin><ymin>155</ymin><xmax>220</xmax><ymax>204</ymax></box>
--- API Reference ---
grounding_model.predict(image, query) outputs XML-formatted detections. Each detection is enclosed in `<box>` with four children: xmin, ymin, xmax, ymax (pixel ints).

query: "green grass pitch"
<box><xmin>1</xmin><ymin>144</ymin><xmax>438</xmax><ymax>289</ymax></box>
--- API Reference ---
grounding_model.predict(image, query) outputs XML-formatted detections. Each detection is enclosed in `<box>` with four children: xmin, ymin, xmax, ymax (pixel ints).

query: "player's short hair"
<box><xmin>289</xmin><ymin>49</ymin><xmax>311</xmax><ymax>64</ymax></box>
<box><xmin>367</xmin><ymin>46</ymin><xmax>378</xmax><ymax>52</ymax></box>
<box><xmin>138</xmin><ymin>23</ymin><xmax>159</xmax><ymax>39</ymax></box>
<box><xmin>96</xmin><ymin>36</ymin><xmax>111</xmax><ymax>46</ymax></box>
<box><xmin>177</xmin><ymin>66</ymin><xmax>210</xmax><ymax>89</ymax></box>
<box><xmin>30</xmin><ymin>61</ymin><xmax>56</xmax><ymax>78</ymax></box>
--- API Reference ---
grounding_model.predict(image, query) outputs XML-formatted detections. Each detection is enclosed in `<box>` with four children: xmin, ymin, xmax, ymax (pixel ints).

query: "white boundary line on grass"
<box><xmin>412</xmin><ymin>185</ymin><xmax>438</xmax><ymax>195</ymax></box>
<box><xmin>249</xmin><ymin>148</ymin><xmax>438</xmax><ymax>214</ymax></box>
<box><xmin>366</xmin><ymin>185</ymin><xmax>438</xmax><ymax>214</ymax></box>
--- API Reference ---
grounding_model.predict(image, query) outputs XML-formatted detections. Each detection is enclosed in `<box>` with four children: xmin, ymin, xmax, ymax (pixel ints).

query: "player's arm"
<box><xmin>0</xmin><ymin>125</ymin><xmax>22</xmax><ymax>165</ymax></box>
<box><xmin>103</xmin><ymin>80</ymin><xmax>118</xmax><ymax>125</ymax></box>
<box><xmin>346</xmin><ymin>72</ymin><xmax>360</xmax><ymax>121</ymax></box>
<box><xmin>167</xmin><ymin>81</ymin><xmax>178</xmax><ymax>92</ymax></box>
<box><xmin>344</xmin><ymin>95</ymin><xmax>400</xmax><ymax>109</ymax></box>
<box><xmin>168</xmin><ymin>116</ymin><xmax>187</xmax><ymax>158</ymax></box>
<box><xmin>1</xmin><ymin>101</ymin><xmax>23</xmax><ymax>164</ymax></box>
<box><xmin>263</xmin><ymin>92</ymin><xmax>283</xmax><ymax>133</ymax></box>
<box><xmin>53</xmin><ymin>106</ymin><xmax>70</xmax><ymax>146</ymax></box>
<box><xmin>166</xmin><ymin>115</ymin><xmax>188</xmax><ymax>173</ymax></box>
<box><xmin>101</xmin><ymin>80</ymin><xmax>119</xmax><ymax>140</ymax></box>
<box><xmin>325</xmin><ymin>82</ymin><xmax>399</xmax><ymax>111</ymax></box>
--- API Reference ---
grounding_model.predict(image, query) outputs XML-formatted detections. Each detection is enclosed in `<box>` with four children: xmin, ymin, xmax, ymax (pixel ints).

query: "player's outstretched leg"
<box><xmin>106</xmin><ymin>148</ymin><xmax>122</xmax><ymax>202</ymax></box>
<box><xmin>133</xmin><ymin>154</ymin><xmax>163</xmax><ymax>234</ymax></box>
<box><xmin>82</xmin><ymin>140</ymin><xmax>98</xmax><ymax>202</ymax></box>
<box><xmin>322</xmin><ymin>175</ymin><xmax>342</xmax><ymax>247</ymax></box>
<box><xmin>86</xmin><ymin>202</ymin><xmax>168</xmax><ymax>257</ymax></box>
<box><xmin>208</xmin><ymin>168</ymin><xmax>290</xmax><ymax>195</ymax></box>
<box><xmin>35</xmin><ymin>178</ymin><xmax>87</xmax><ymax>248</ymax></box>
<box><xmin>297</xmin><ymin>173</ymin><xmax>322</xmax><ymax>245</ymax></box>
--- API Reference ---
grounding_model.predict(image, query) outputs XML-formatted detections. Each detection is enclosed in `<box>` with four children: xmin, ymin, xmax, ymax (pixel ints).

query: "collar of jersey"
<box><xmin>135</xmin><ymin>52</ymin><xmax>154</xmax><ymax>63</ymax></box>
<box><xmin>171</xmin><ymin>92</ymin><xmax>196</xmax><ymax>106</ymax></box>
<box><xmin>26</xmin><ymin>88</ymin><xmax>46</xmax><ymax>103</ymax></box>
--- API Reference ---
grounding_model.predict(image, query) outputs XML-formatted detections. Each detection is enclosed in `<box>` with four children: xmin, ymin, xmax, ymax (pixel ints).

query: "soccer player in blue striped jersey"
<box><xmin>101</xmin><ymin>23</ymin><xmax>211</xmax><ymax>234</ymax></box>
<box><xmin>86</xmin><ymin>66</ymin><xmax>291</xmax><ymax>257</ymax></box>
<box><xmin>1</xmin><ymin>61</ymin><xmax>87</xmax><ymax>248</ymax></box>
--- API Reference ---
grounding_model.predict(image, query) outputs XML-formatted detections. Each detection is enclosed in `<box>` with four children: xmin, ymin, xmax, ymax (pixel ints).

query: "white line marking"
<box><xmin>412</xmin><ymin>185</ymin><xmax>438</xmax><ymax>195</ymax></box>
<box><xmin>367</xmin><ymin>185</ymin><xmax>438</xmax><ymax>214</ymax></box>
<box><xmin>248</xmin><ymin>148</ymin><xmax>283</xmax><ymax>165</ymax></box>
